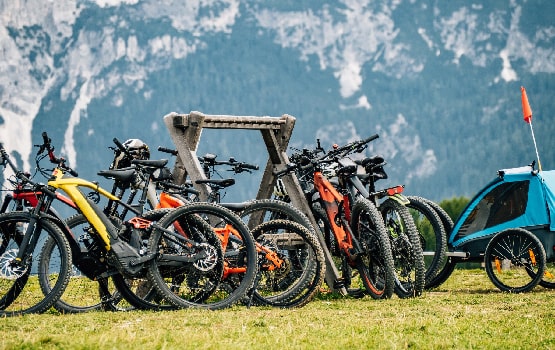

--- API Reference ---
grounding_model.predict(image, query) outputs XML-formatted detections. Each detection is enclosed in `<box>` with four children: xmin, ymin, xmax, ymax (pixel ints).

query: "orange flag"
<box><xmin>521</xmin><ymin>86</ymin><xmax>532</xmax><ymax>123</ymax></box>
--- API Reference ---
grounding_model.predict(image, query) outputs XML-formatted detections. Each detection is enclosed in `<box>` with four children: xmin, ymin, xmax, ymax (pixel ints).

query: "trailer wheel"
<box><xmin>484</xmin><ymin>228</ymin><xmax>546</xmax><ymax>293</ymax></box>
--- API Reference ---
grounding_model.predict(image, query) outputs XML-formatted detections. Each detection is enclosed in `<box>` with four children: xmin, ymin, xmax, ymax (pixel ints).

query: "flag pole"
<box><xmin>521</xmin><ymin>86</ymin><xmax>542</xmax><ymax>172</ymax></box>
<box><xmin>529</xmin><ymin>120</ymin><xmax>542</xmax><ymax>172</ymax></box>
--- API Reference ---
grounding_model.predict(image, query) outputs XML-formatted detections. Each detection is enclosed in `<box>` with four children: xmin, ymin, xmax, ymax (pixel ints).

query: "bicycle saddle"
<box><xmin>97</xmin><ymin>168</ymin><xmax>136</xmax><ymax>182</ymax></box>
<box><xmin>195</xmin><ymin>178</ymin><xmax>236</xmax><ymax>188</ymax></box>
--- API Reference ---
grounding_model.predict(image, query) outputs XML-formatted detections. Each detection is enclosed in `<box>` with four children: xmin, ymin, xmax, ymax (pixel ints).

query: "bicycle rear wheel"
<box><xmin>0</xmin><ymin>212</ymin><xmax>72</xmax><ymax>316</ymax></box>
<box><xmin>50</xmin><ymin>210</ymin><xmax>177</xmax><ymax>312</ymax></box>
<box><xmin>250</xmin><ymin>219</ymin><xmax>324</xmax><ymax>308</ymax></box>
<box><xmin>351</xmin><ymin>198</ymin><xmax>395</xmax><ymax>299</ymax></box>
<box><xmin>418</xmin><ymin>199</ymin><xmax>456</xmax><ymax>289</ymax></box>
<box><xmin>484</xmin><ymin>228</ymin><xmax>546</xmax><ymax>293</ymax></box>
<box><xmin>405</xmin><ymin>196</ymin><xmax>447</xmax><ymax>287</ymax></box>
<box><xmin>148</xmin><ymin>202</ymin><xmax>256</xmax><ymax>310</ymax></box>
<box><xmin>39</xmin><ymin>214</ymin><xmax>113</xmax><ymax>313</ymax></box>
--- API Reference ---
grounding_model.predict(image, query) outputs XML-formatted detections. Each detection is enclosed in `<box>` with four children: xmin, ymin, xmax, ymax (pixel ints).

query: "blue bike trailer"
<box><xmin>449</xmin><ymin>165</ymin><xmax>555</xmax><ymax>260</ymax></box>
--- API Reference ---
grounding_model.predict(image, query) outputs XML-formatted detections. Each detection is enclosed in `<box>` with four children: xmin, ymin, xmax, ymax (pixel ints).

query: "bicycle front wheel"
<box><xmin>0</xmin><ymin>212</ymin><xmax>72</xmax><ymax>316</ymax></box>
<box><xmin>351</xmin><ymin>198</ymin><xmax>395</xmax><ymax>299</ymax></box>
<box><xmin>148</xmin><ymin>202</ymin><xmax>257</xmax><ymax>310</ymax></box>
<box><xmin>380</xmin><ymin>198</ymin><xmax>425</xmax><ymax>298</ymax></box>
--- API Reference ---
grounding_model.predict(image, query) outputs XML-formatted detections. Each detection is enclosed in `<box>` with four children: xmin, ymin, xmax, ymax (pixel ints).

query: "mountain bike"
<box><xmin>275</xmin><ymin>138</ymin><xmax>396</xmax><ymax>299</ymax></box>
<box><xmin>0</xmin><ymin>132</ymin><xmax>256</xmax><ymax>312</ymax></box>
<box><xmin>348</xmin><ymin>149</ymin><xmax>439</xmax><ymax>294</ymax></box>
<box><xmin>0</xmin><ymin>168</ymin><xmax>132</xmax><ymax>313</ymax></box>
<box><xmin>74</xmin><ymin>138</ymin><xmax>258</xmax><ymax>311</ymax></box>
<box><xmin>285</xmin><ymin>136</ymin><xmax>425</xmax><ymax>298</ymax></box>
<box><xmin>150</xmin><ymin>148</ymin><xmax>325</xmax><ymax>308</ymax></box>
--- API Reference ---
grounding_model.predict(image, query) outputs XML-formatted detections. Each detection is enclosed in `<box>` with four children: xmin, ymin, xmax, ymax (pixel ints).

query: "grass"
<box><xmin>1</xmin><ymin>268</ymin><xmax>555</xmax><ymax>349</ymax></box>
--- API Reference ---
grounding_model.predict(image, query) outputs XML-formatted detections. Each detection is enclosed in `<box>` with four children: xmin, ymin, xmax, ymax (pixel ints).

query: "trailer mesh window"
<box><xmin>458</xmin><ymin>181</ymin><xmax>529</xmax><ymax>236</ymax></box>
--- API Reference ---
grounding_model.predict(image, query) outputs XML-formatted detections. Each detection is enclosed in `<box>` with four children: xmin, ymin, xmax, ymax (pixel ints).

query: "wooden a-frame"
<box><xmin>164</xmin><ymin>111</ymin><xmax>346</xmax><ymax>295</ymax></box>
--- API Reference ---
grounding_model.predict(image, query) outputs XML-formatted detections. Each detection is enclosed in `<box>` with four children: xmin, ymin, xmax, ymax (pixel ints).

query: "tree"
<box><xmin>439</xmin><ymin>196</ymin><xmax>470</xmax><ymax>222</ymax></box>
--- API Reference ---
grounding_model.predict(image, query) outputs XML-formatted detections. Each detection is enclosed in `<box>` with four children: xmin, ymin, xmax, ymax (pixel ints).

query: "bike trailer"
<box><xmin>449</xmin><ymin>165</ymin><xmax>555</xmax><ymax>261</ymax></box>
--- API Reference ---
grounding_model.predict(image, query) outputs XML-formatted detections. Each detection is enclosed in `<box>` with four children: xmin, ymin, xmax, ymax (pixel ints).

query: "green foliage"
<box><xmin>439</xmin><ymin>196</ymin><xmax>470</xmax><ymax>222</ymax></box>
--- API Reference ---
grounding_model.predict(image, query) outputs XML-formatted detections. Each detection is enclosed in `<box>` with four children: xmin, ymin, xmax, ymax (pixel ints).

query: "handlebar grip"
<box><xmin>68</xmin><ymin>168</ymin><xmax>79</xmax><ymax>177</ymax></box>
<box><xmin>158</xmin><ymin>146</ymin><xmax>178</xmax><ymax>156</ymax></box>
<box><xmin>42</xmin><ymin>132</ymin><xmax>50</xmax><ymax>146</ymax></box>
<box><xmin>273</xmin><ymin>163</ymin><xmax>298</xmax><ymax>177</ymax></box>
<box><xmin>113</xmin><ymin>138</ymin><xmax>128</xmax><ymax>153</ymax></box>
<box><xmin>242</xmin><ymin>163</ymin><xmax>259</xmax><ymax>171</ymax></box>
<box><xmin>364</xmin><ymin>134</ymin><xmax>379</xmax><ymax>144</ymax></box>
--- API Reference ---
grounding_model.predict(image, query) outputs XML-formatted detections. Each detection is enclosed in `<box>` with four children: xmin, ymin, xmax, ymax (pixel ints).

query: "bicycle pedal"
<box><xmin>347</xmin><ymin>288</ymin><xmax>366</xmax><ymax>299</ymax></box>
<box><xmin>333</xmin><ymin>278</ymin><xmax>346</xmax><ymax>289</ymax></box>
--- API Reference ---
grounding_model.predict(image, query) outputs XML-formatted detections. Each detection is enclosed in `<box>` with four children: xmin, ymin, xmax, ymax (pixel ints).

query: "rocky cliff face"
<box><xmin>1</xmin><ymin>0</ymin><xmax>554</xmax><ymax>201</ymax></box>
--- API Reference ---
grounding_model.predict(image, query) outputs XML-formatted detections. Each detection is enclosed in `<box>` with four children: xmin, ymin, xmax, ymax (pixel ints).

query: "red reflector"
<box><xmin>387</xmin><ymin>186</ymin><xmax>404</xmax><ymax>196</ymax></box>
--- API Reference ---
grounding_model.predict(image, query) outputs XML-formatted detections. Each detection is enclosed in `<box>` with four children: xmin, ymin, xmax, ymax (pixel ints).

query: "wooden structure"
<box><xmin>164</xmin><ymin>111</ymin><xmax>346</xmax><ymax>294</ymax></box>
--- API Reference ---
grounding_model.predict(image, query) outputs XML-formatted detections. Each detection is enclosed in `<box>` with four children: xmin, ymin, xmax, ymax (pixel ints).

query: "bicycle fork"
<box><xmin>12</xmin><ymin>188</ymin><xmax>56</xmax><ymax>272</ymax></box>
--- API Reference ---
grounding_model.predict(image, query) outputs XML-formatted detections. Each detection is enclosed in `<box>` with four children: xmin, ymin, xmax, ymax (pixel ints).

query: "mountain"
<box><xmin>1</xmin><ymin>0</ymin><xmax>554</xmax><ymax>204</ymax></box>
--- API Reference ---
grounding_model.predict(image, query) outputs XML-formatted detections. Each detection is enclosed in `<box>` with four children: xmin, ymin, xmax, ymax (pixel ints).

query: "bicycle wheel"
<box><xmin>235</xmin><ymin>199</ymin><xmax>314</xmax><ymax>233</ymax></box>
<box><xmin>405</xmin><ymin>196</ymin><xmax>447</xmax><ymax>286</ymax></box>
<box><xmin>148</xmin><ymin>202</ymin><xmax>256</xmax><ymax>310</ymax></box>
<box><xmin>380</xmin><ymin>198</ymin><xmax>425</xmax><ymax>298</ymax></box>
<box><xmin>38</xmin><ymin>214</ymin><xmax>110</xmax><ymax>313</ymax></box>
<box><xmin>250</xmin><ymin>219</ymin><xmax>325</xmax><ymax>308</ymax></box>
<box><xmin>0</xmin><ymin>212</ymin><xmax>72</xmax><ymax>316</ymax></box>
<box><xmin>420</xmin><ymin>199</ymin><xmax>456</xmax><ymax>290</ymax></box>
<box><xmin>350</xmin><ymin>198</ymin><xmax>395</xmax><ymax>299</ymax></box>
<box><xmin>112</xmin><ymin>208</ymin><xmax>186</xmax><ymax>311</ymax></box>
<box><xmin>43</xmin><ymin>213</ymin><xmax>148</xmax><ymax>313</ymax></box>
<box><xmin>484</xmin><ymin>228</ymin><xmax>546</xmax><ymax>293</ymax></box>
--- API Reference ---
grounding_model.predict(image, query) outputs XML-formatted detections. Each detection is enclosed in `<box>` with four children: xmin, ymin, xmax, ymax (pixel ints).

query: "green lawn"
<box><xmin>1</xmin><ymin>268</ymin><xmax>554</xmax><ymax>349</ymax></box>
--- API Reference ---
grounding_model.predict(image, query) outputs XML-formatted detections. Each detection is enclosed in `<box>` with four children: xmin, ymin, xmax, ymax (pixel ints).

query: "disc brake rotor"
<box><xmin>193</xmin><ymin>243</ymin><xmax>219</xmax><ymax>272</ymax></box>
<box><xmin>0</xmin><ymin>249</ymin><xmax>29</xmax><ymax>279</ymax></box>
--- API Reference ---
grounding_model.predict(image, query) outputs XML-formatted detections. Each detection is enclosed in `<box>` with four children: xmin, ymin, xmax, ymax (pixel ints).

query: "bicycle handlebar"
<box><xmin>158</xmin><ymin>180</ymin><xmax>200</xmax><ymax>196</ymax></box>
<box><xmin>199</xmin><ymin>154</ymin><xmax>259</xmax><ymax>174</ymax></box>
<box><xmin>274</xmin><ymin>134</ymin><xmax>379</xmax><ymax>177</ymax></box>
<box><xmin>38</xmin><ymin>132</ymin><xmax>79</xmax><ymax>177</ymax></box>
<box><xmin>158</xmin><ymin>146</ymin><xmax>178</xmax><ymax>156</ymax></box>
<box><xmin>0</xmin><ymin>143</ymin><xmax>33</xmax><ymax>184</ymax></box>
<box><xmin>328</xmin><ymin>134</ymin><xmax>379</xmax><ymax>159</ymax></box>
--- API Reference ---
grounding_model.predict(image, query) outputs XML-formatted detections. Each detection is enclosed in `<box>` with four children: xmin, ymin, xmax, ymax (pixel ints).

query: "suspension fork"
<box><xmin>14</xmin><ymin>187</ymin><xmax>56</xmax><ymax>264</ymax></box>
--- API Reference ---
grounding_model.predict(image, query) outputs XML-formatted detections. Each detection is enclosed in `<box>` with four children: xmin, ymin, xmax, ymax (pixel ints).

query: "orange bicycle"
<box><xmin>109</xmin><ymin>143</ymin><xmax>325</xmax><ymax>308</ymax></box>
<box><xmin>276</xmin><ymin>135</ymin><xmax>396</xmax><ymax>299</ymax></box>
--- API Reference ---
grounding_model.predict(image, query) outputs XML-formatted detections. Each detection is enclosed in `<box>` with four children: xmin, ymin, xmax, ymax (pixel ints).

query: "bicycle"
<box><xmin>349</xmin><ymin>149</ymin><xmax>440</xmax><ymax>294</ymax></box>
<box><xmin>150</xmin><ymin>148</ymin><xmax>325</xmax><ymax>308</ymax></box>
<box><xmin>285</xmin><ymin>136</ymin><xmax>425</xmax><ymax>298</ymax></box>
<box><xmin>275</xmin><ymin>137</ymin><xmax>396</xmax><ymax>299</ymax></box>
<box><xmin>0</xmin><ymin>132</ymin><xmax>257</xmax><ymax>312</ymax></box>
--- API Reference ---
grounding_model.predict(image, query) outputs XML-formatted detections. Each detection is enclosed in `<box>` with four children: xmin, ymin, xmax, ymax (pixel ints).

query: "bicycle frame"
<box><xmin>155</xmin><ymin>189</ymin><xmax>285</xmax><ymax>278</ymax></box>
<box><xmin>313</xmin><ymin>171</ymin><xmax>356</xmax><ymax>258</ymax></box>
<box><xmin>48</xmin><ymin>168</ymin><xmax>123</xmax><ymax>250</ymax></box>
<box><xmin>0</xmin><ymin>183</ymin><xmax>76</xmax><ymax>214</ymax></box>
